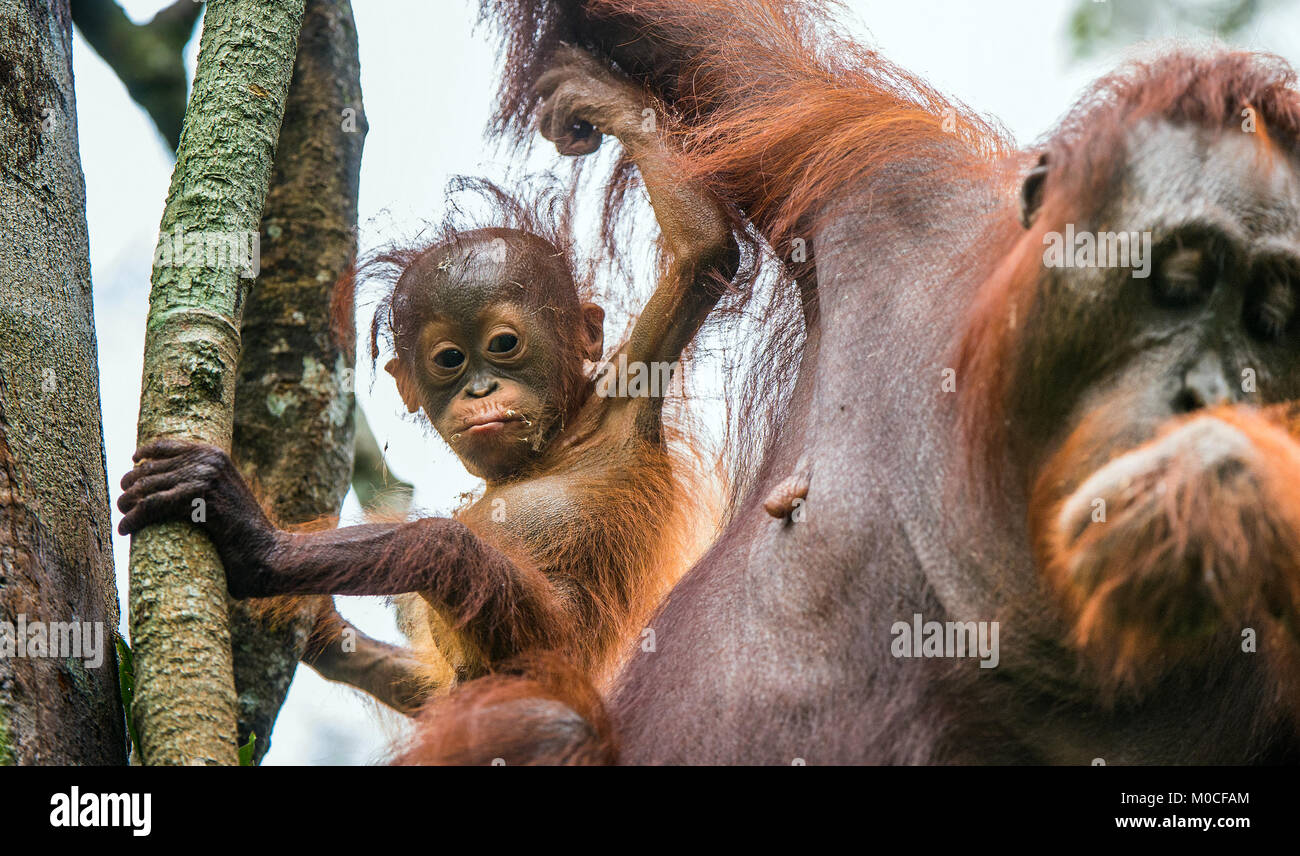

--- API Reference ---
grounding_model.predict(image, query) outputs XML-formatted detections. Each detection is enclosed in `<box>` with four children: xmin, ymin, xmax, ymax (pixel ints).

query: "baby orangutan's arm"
<box><xmin>118</xmin><ymin>440</ymin><xmax>570</xmax><ymax>663</ymax></box>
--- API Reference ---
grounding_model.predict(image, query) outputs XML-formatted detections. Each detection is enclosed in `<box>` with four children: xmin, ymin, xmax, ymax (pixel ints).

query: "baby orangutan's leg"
<box><xmin>302</xmin><ymin>604</ymin><xmax>432</xmax><ymax>716</ymax></box>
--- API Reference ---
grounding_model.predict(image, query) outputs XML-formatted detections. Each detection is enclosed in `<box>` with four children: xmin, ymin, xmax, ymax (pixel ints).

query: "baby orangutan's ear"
<box><xmin>385</xmin><ymin>358</ymin><xmax>423</xmax><ymax>414</ymax></box>
<box><xmin>579</xmin><ymin>302</ymin><xmax>605</xmax><ymax>363</ymax></box>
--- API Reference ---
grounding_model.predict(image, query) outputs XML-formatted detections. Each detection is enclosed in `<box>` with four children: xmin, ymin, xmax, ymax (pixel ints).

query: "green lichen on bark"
<box><xmin>128</xmin><ymin>0</ymin><xmax>305</xmax><ymax>767</ymax></box>
<box><xmin>227</xmin><ymin>0</ymin><xmax>365</xmax><ymax>764</ymax></box>
<box><xmin>0</xmin><ymin>711</ymin><xmax>12</xmax><ymax>766</ymax></box>
<box><xmin>0</xmin><ymin>0</ymin><xmax>123</xmax><ymax>765</ymax></box>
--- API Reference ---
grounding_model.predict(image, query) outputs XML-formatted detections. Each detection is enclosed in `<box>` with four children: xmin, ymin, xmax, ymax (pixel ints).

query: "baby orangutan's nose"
<box><xmin>464</xmin><ymin>378</ymin><xmax>500</xmax><ymax>399</ymax></box>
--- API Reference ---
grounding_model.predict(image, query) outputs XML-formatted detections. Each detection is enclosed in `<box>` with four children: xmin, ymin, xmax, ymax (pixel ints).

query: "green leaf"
<box><xmin>239</xmin><ymin>733</ymin><xmax>257</xmax><ymax>767</ymax></box>
<box><xmin>115</xmin><ymin>637</ymin><xmax>141</xmax><ymax>755</ymax></box>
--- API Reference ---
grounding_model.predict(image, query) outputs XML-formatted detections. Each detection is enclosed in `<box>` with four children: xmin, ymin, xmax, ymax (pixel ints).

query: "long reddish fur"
<box><xmin>404</xmin><ymin>0</ymin><xmax>1300</xmax><ymax>764</ymax></box>
<box><xmin>325</xmin><ymin>176</ymin><xmax>723</xmax><ymax>758</ymax></box>
<box><xmin>1031</xmin><ymin>404</ymin><xmax>1300</xmax><ymax>709</ymax></box>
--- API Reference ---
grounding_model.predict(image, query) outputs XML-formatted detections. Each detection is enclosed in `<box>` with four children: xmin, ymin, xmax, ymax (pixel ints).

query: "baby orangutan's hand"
<box><xmin>118</xmin><ymin>439</ymin><xmax>279</xmax><ymax>597</ymax></box>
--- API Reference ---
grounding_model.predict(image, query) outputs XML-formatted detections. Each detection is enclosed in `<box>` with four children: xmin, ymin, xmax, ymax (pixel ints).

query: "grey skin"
<box><xmin>600</xmin><ymin>120</ymin><xmax>1300</xmax><ymax>764</ymax></box>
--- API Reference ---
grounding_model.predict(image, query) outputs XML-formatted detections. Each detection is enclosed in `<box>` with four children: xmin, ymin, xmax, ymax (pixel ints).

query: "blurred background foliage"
<box><xmin>1069</xmin><ymin>0</ymin><xmax>1285</xmax><ymax>58</ymax></box>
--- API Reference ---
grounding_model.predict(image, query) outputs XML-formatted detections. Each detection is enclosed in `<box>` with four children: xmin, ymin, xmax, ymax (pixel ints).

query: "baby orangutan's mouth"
<box><xmin>458</xmin><ymin>409</ymin><xmax>529</xmax><ymax>437</ymax></box>
<box><xmin>1032</xmin><ymin>407</ymin><xmax>1300</xmax><ymax>692</ymax></box>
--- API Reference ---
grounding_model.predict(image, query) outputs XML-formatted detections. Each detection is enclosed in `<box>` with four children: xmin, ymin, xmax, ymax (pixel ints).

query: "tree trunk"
<box><xmin>229</xmin><ymin>0</ymin><xmax>366</xmax><ymax>765</ymax></box>
<box><xmin>128</xmin><ymin>0</ymin><xmax>305</xmax><ymax>767</ymax></box>
<box><xmin>0</xmin><ymin>0</ymin><xmax>123</xmax><ymax>765</ymax></box>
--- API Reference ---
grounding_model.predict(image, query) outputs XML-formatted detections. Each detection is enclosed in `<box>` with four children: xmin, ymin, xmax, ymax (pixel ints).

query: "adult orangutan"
<box><xmin>117</xmin><ymin>56</ymin><xmax>737</xmax><ymax>715</ymax></box>
<box><xmin>396</xmin><ymin>0</ymin><xmax>1300</xmax><ymax>764</ymax></box>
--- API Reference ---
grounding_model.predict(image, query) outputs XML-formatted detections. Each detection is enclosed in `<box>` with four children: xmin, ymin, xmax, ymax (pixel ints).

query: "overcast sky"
<box><xmin>79</xmin><ymin>0</ymin><xmax>1300</xmax><ymax>764</ymax></box>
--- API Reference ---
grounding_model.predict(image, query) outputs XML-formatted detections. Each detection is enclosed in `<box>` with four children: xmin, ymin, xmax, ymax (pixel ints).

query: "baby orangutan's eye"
<box><xmin>487</xmin><ymin>333</ymin><xmax>519</xmax><ymax>354</ymax></box>
<box><xmin>433</xmin><ymin>348</ymin><xmax>465</xmax><ymax>369</ymax></box>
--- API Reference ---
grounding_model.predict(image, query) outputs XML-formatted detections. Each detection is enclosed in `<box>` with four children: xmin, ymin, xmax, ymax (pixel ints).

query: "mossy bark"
<box><xmin>228</xmin><ymin>0</ymin><xmax>366</xmax><ymax>764</ymax></box>
<box><xmin>0</xmin><ymin>0</ymin><xmax>123</xmax><ymax>765</ymax></box>
<box><xmin>128</xmin><ymin>0</ymin><xmax>305</xmax><ymax>767</ymax></box>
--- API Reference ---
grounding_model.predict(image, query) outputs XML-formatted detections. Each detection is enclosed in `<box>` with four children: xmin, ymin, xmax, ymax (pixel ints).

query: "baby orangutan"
<box><xmin>118</xmin><ymin>47</ymin><xmax>737</xmax><ymax>711</ymax></box>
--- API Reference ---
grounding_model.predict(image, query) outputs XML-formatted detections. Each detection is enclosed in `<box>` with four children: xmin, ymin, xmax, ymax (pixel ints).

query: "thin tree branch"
<box><xmin>129</xmin><ymin>0</ymin><xmax>305</xmax><ymax>766</ymax></box>
<box><xmin>70</xmin><ymin>0</ymin><xmax>201</xmax><ymax>149</ymax></box>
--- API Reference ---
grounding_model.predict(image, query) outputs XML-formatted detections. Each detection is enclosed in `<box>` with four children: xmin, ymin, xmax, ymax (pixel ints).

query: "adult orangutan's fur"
<box><xmin>394</xmin><ymin>0</ymin><xmax>1300</xmax><ymax>764</ymax></box>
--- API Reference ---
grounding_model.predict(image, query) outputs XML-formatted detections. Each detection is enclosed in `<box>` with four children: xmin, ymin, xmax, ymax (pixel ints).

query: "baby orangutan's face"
<box><xmin>386</xmin><ymin>232</ymin><xmax>604</xmax><ymax>481</ymax></box>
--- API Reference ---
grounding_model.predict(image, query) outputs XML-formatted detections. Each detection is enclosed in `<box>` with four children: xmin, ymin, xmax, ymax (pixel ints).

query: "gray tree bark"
<box><xmin>0</xmin><ymin>0</ymin><xmax>123</xmax><ymax>765</ymax></box>
<box><xmin>75</xmin><ymin>1</ymin><xmax>409</xmax><ymax>535</ymax></box>
<box><xmin>228</xmin><ymin>0</ymin><xmax>366</xmax><ymax>765</ymax></box>
<box><xmin>128</xmin><ymin>0</ymin><xmax>304</xmax><ymax>767</ymax></box>
<box><xmin>75</xmin><ymin>0</ymin><xmax>406</xmax><ymax>762</ymax></box>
